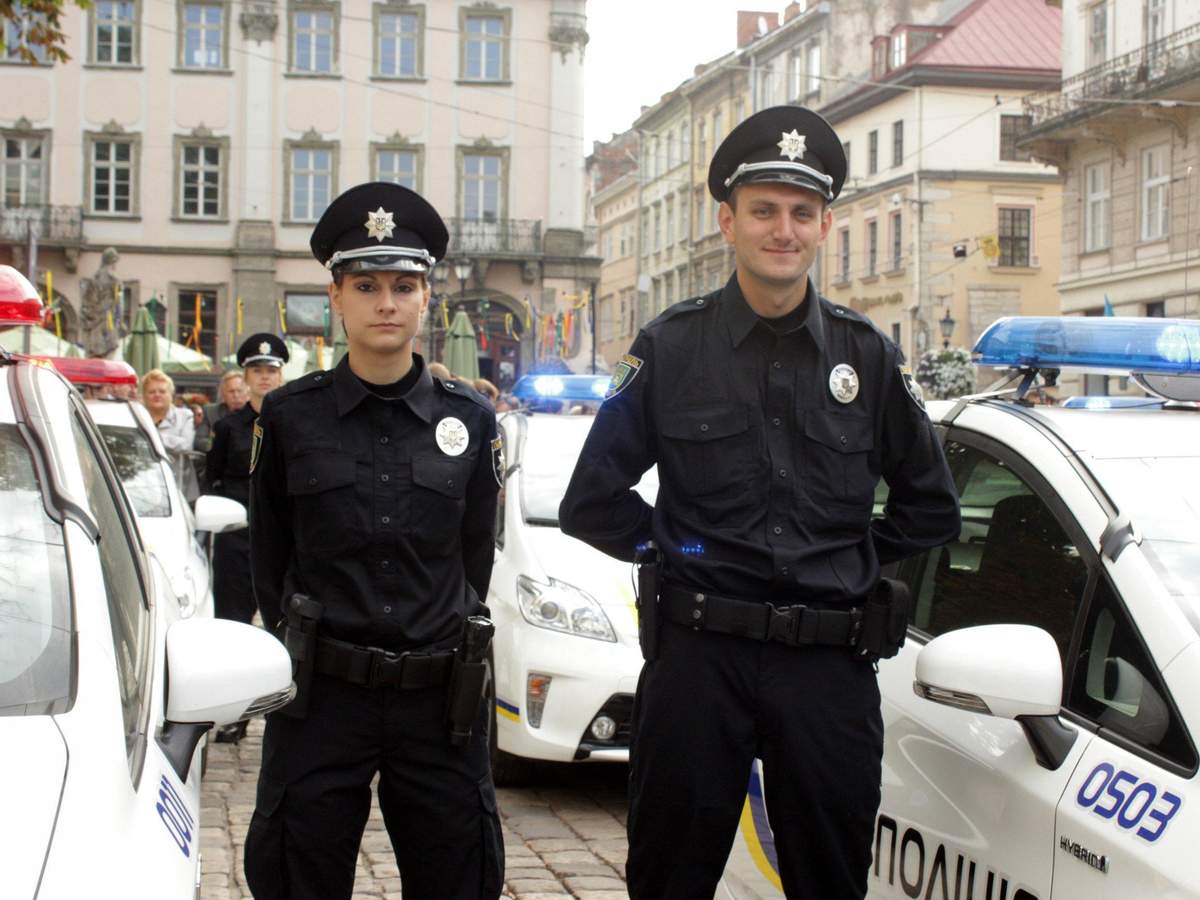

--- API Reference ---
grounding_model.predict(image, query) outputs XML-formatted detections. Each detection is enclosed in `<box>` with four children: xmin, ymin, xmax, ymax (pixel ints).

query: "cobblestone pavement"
<box><xmin>199</xmin><ymin>720</ymin><xmax>631</xmax><ymax>900</ymax></box>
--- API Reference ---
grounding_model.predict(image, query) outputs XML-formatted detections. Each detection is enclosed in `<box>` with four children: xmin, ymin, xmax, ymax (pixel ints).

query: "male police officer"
<box><xmin>559</xmin><ymin>107</ymin><xmax>961</xmax><ymax>899</ymax></box>
<box><xmin>245</xmin><ymin>182</ymin><xmax>504</xmax><ymax>900</ymax></box>
<box><xmin>205</xmin><ymin>331</ymin><xmax>287</xmax><ymax>742</ymax></box>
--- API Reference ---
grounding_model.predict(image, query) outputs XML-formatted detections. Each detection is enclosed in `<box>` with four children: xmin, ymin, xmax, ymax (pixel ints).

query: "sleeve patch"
<box><xmin>250</xmin><ymin>421</ymin><xmax>264</xmax><ymax>473</ymax></box>
<box><xmin>604</xmin><ymin>354</ymin><xmax>644</xmax><ymax>401</ymax></box>
<box><xmin>491</xmin><ymin>435</ymin><xmax>505</xmax><ymax>488</ymax></box>
<box><xmin>899</xmin><ymin>366</ymin><xmax>926</xmax><ymax>412</ymax></box>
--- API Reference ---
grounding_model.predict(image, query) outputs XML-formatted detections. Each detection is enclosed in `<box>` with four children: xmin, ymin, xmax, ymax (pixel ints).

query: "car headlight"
<box><xmin>516</xmin><ymin>575</ymin><xmax>616</xmax><ymax>642</ymax></box>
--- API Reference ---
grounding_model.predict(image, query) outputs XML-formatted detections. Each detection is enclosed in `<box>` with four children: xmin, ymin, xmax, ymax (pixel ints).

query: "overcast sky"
<box><xmin>583</xmin><ymin>1</ymin><xmax>778</xmax><ymax>147</ymax></box>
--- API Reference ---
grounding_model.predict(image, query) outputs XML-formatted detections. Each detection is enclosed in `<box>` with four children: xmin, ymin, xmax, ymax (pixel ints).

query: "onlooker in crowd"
<box><xmin>427</xmin><ymin>360</ymin><xmax>452</xmax><ymax>380</ymax></box>
<box><xmin>141</xmin><ymin>368</ymin><xmax>199</xmax><ymax>502</ymax></box>
<box><xmin>473</xmin><ymin>377</ymin><xmax>500</xmax><ymax>405</ymax></box>
<box><xmin>205</xmin><ymin>370</ymin><xmax>248</xmax><ymax>427</ymax></box>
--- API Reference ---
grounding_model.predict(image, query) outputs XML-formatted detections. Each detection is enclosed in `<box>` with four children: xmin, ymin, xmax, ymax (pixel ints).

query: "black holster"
<box><xmin>855</xmin><ymin>578</ymin><xmax>911</xmax><ymax>662</ymax></box>
<box><xmin>446</xmin><ymin>615</ymin><xmax>495</xmax><ymax>747</ymax></box>
<box><xmin>281</xmin><ymin>593</ymin><xmax>324</xmax><ymax>720</ymax></box>
<box><xmin>635</xmin><ymin>542</ymin><xmax>662</xmax><ymax>661</ymax></box>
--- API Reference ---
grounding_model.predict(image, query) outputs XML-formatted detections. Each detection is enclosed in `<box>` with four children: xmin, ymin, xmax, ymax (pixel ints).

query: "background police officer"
<box><xmin>244</xmin><ymin>183</ymin><xmax>503</xmax><ymax>900</ymax></box>
<box><xmin>205</xmin><ymin>331</ymin><xmax>287</xmax><ymax>742</ymax></box>
<box><xmin>559</xmin><ymin>107</ymin><xmax>960</xmax><ymax>899</ymax></box>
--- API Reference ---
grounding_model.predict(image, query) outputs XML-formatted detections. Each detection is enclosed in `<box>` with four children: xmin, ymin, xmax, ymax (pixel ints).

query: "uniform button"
<box><xmin>381</xmin><ymin>560</ymin><xmax>390</xmax><ymax>568</ymax></box>
<box><xmin>446</xmin><ymin>479</ymin><xmax>455</xmax><ymax>488</ymax></box>
<box><xmin>446</xmin><ymin>382</ymin><xmax>457</xmax><ymax>389</ymax></box>
<box><xmin>778</xmin><ymin>469</ymin><xmax>787</xmax><ymax>478</ymax></box>
<box><xmin>314</xmin><ymin>374</ymin><xmax>324</xmax><ymax>381</ymax></box>
<box><xmin>381</xmin><ymin>516</ymin><xmax>390</xmax><ymax>524</ymax></box>
<box><xmin>381</xmin><ymin>474</ymin><xmax>389</xmax><ymax>482</ymax></box>
<box><xmin>383</xmin><ymin>605</ymin><xmax>392</xmax><ymax>614</ymax></box>
<box><xmin>840</xmin><ymin>435</ymin><xmax>847</xmax><ymax>445</ymax></box>
<box><xmin>308</xmin><ymin>477</ymin><xmax>317</xmax><ymax>486</ymax></box>
<box><xmin>772</xmin><ymin>417</ymin><xmax>781</xmax><ymax>426</ymax></box>
<box><xmin>781</xmin><ymin>566</ymin><xmax>789</xmax><ymax>575</ymax></box>
<box><xmin>380</xmin><ymin>436</ymin><xmax>389</xmax><ymax>444</ymax></box>
<box><xmin>696</xmin><ymin>298</ymin><xmax>705</xmax><ymax>306</ymax></box>
<box><xmin>773</xmin><ymin>526</ymin><xmax>782</xmax><ymax>535</ymax></box>
<box><xmin>773</xmin><ymin>361</ymin><xmax>781</xmax><ymax>369</ymax></box>
<box><xmin>699</xmin><ymin>423</ymin><xmax>709</xmax><ymax>433</ymax></box>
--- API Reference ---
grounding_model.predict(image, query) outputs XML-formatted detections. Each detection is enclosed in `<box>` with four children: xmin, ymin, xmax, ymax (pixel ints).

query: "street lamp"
<box><xmin>453</xmin><ymin>259</ymin><xmax>472</xmax><ymax>309</ymax></box>
<box><xmin>939</xmin><ymin>307</ymin><xmax>957</xmax><ymax>349</ymax></box>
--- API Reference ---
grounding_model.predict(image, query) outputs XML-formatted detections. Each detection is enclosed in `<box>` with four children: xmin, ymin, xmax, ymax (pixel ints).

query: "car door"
<box><xmin>872</xmin><ymin>428</ymin><xmax>1098</xmax><ymax>900</ymax></box>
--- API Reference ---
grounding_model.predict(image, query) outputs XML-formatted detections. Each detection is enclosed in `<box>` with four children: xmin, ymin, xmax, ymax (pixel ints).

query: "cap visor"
<box><xmin>734</xmin><ymin>171</ymin><xmax>833</xmax><ymax>201</ymax></box>
<box><xmin>333</xmin><ymin>256</ymin><xmax>430</xmax><ymax>274</ymax></box>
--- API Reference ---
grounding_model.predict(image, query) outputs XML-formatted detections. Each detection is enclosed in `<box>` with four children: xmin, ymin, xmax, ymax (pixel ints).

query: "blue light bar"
<box><xmin>973</xmin><ymin>317</ymin><xmax>1200</xmax><ymax>375</ymax></box>
<box><xmin>1060</xmin><ymin>396</ymin><xmax>1165</xmax><ymax>410</ymax></box>
<box><xmin>512</xmin><ymin>374</ymin><xmax>610</xmax><ymax>402</ymax></box>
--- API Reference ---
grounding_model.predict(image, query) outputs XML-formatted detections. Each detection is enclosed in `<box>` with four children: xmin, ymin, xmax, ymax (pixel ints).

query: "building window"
<box><xmin>653</xmin><ymin>203</ymin><xmax>661</xmax><ymax>252</ymax></box>
<box><xmin>461</xmin><ymin>151</ymin><xmax>504</xmax><ymax>221</ymax></box>
<box><xmin>1087</xmin><ymin>2</ymin><xmax>1107</xmax><ymax>68</ymax></box>
<box><xmin>891</xmin><ymin>322</ymin><xmax>901</xmax><ymax>345</ymax></box>
<box><xmin>789</xmin><ymin>51</ymin><xmax>804</xmax><ymax>100</ymax></box>
<box><xmin>2</xmin><ymin>133</ymin><xmax>46</xmax><ymax>206</ymax></box>
<box><xmin>838</xmin><ymin>227</ymin><xmax>850</xmax><ymax>281</ymax></box>
<box><xmin>697</xmin><ymin>121</ymin><xmax>707</xmax><ymax>167</ymax></box>
<box><xmin>1147</xmin><ymin>0</ymin><xmax>1165</xmax><ymax>44</ymax></box>
<box><xmin>759</xmin><ymin>63</ymin><xmax>775</xmax><ymax>108</ymax></box>
<box><xmin>287</xmin><ymin>142</ymin><xmax>335</xmax><ymax>221</ymax></box>
<box><xmin>734</xmin><ymin>96</ymin><xmax>745</xmax><ymax>126</ymax></box>
<box><xmin>891</xmin><ymin>30</ymin><xmax>906</xmax><ymax>68</ymax></box>
<box><xmin>677</xmin><ymin>189</ymin><xmax>688</xmax><ymax>244</ymax></box>
<box><xmin>92</xmin><ymin>0</ymin><xmax>138</xmax><ymax>65</ymax></box>
<box><xmin>712</xmin><ymin>110</ymin><xmax>723</xmax><ymax>146</ymax></box>
<box><xmin>665</xmin><ymin>133</ymin><xmax>675</xmax><ymax>170</ymax></box>
<box><xmin>290</xmin><ymin>4</ymin><xmax>336</xmax><ymax>73</ymax></box>
<box><xmin>998</xmin><ymin>207</ymin><xmax>1032</xmax><ymax>266</ymax></box>
<box><xmin>842</xmin><ymin>141</ymin><xmax>851</xmax><ymax>176</ymax></box>
<box><xmin>805</xmin><ymin>39</ymin><xmax>821</xmax><ymax>96</ymax></box>
<box><xmin>889</xmin><ymin>210</ymin><xmax>902</xmax><ymax>269</ymax></box>
<box><xmin>176</xmin><ymin>288</ymin><xmax>219</xmax><ymax>361</ymax></box>
<box><xmin>87</xmin><ymin>134</ymin><xmax>139</xmax><ymax>215</ymax></box>
<box><xmin>640</xmin><ymin>209</ymin><xmax>649</xmax><ymax>256</ymax></box>
<box><xmin>1084</xmin><ymin>161</ymin><xmax>1110</xmax><ymax>252</ymax></box>
<box><xmin>679</xmin><ymin>122</ymin><xmax>690</xmax><ymax>163</ymax></box>
<box><xmin>461</xmin><ymin>10</ymin><xmax>509</xmax><ymax>81</ymax></box>
<box><xmin>665</xmin><ymin>196</ymin><xmax>674</xmax><ymax>245</ymax></box>
<box><xmin>865</xmin><ymin>219</ymin><xmax>877</xmax><ymax>276</ymax></box>
<box><xmin>892</xmin><ymin>120</ymin><xmax>903</xmax><ymax>167</ymax></box>
<box><xmin>868</xmin><ymin>130</ymin><xmax>878</xmax><ymax>175</ymax></box>
<box><xmin>177</xmin><ymin>139</ymin><xmax>225</xmax><ymax>218</ymax></box>
<box><xmin>1146</xmin><ymin>300</ymin><xmax>1165</xmax><ymax>317</ymax></box>
<box><xmin>999</xmin><ymin>115</ymin><xmax>1032</xmax><ymax>162</ymax></box>
<box><xmin>376</xmin><ymin>4</ymin><xmax>423</xmax><ymax>77</ymax></box>
<box><xmin>1141</xmin><ymin>144</ymin><xmax>1169</xmax><ymax>242</ymax></box>
<box><xmin>5</xmin><ymin>3</ymin><xmax>50</xmax><ymax>63</ymax></box>
<box><xmin>180</xmin><ymin>2</ymin><xmax>224</xmax><ymax>68</ymax></box>
<box><xmin>373</xmin><ymin>145</ymin><xmax>420</xmax><ymax>190</ymax></box>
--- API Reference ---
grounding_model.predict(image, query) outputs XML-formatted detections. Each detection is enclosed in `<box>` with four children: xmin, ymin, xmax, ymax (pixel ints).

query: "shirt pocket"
<box><xmin>410</xmin><ymin>454</ymin><xmax>472</xmax><ymax>547</ymax></box>
<box><xmin>660</xmin><ymin>405</ymin><xmax>759</xmax><ymax>498</ymax></box>
<box><xmin>802</xmin><ymin>411</ymin><xmax>875</xmax><ymax>509</ymax></box>
<box><xmin>285</xmin><ymin>452</ymin><xmax>363</xmax><ymax>556</ymax></box>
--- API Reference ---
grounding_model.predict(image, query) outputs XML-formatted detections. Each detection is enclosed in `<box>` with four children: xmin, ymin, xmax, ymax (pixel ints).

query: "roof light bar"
<box><xmin>1060</xmin><ymin>396</ymin><xmax>1165</xmax><ymax>410</ymax></box>
<box><xmin>33</xmin><ymin>355</ymin><xmax>139</xmax><ymax>386</ymax></box>
<box><xmin>973</xmin><ymin>317</ymin><xmax>1200</xmax><ymax>376</ymax></box>
<box><xmin>512</xmin><ymin>374</ymin><xmax>610</xmax><ymax>402</ymax></box>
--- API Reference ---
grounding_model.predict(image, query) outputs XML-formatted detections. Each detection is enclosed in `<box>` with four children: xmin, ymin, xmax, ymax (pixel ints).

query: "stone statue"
<box><xmin>80</xmin><ymin>247</ymin><xmax>123</xmax><ymax>358</ymax></box>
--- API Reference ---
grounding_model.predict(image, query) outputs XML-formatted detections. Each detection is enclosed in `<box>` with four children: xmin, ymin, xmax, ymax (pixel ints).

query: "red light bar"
<box><xmin>36</xmin><ymin>355</ymin><xmax>139</xmax><ymax>386</ymax></box>
<box><xmin>0</xmin><ymin>298</ymin><xmax>46</xmax><ymax>326</ymax></box>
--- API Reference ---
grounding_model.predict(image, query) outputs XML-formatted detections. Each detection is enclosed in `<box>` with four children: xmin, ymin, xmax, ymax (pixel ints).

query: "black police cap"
<box><xmin>708</xmin><ymin>106</ymin><xmax>846</xmax><ymax>204</ymax></box>
<box><xmin>310</xmin><ymin>182</ymin><xmax>449</xmax><ymax>275</ymax></box>
<box><xmin>238</xmin><ymin>332</ymin><xmax>289</xmax><ymax>368</ymax></box>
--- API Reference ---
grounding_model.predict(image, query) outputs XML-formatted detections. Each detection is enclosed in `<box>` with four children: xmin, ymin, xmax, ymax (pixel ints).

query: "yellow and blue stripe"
<box><xmin>738</xmin><ymin>764</ymin><xmax>782</xmax><ymax>891</ymax></box>
<box><xmin>496</xmin><ymin>697</ymin><xmax>520</xmax><ymax>723</ymax></box>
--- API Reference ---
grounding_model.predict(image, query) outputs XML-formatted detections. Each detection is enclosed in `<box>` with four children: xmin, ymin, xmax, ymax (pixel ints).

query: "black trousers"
<box><xmin>244</xmin><ymin>672</ymin><xmax>504</xmax><ymax>900</ymax></box>
<box><xmin>626</xmin><ymin>620</ymin><xmax>883</xmax><ymax>900</ymax></box>
<box><xmin>212</xmin><ymin>529</ymin><xmax>256</xmax><ymax>624</ymax></box>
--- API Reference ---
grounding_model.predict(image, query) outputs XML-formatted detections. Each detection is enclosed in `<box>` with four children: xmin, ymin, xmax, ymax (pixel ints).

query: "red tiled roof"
<box><xmin>912</xmin><ymin>0</ymin><xmax>1060</xmax><ymax>72</ymax></box>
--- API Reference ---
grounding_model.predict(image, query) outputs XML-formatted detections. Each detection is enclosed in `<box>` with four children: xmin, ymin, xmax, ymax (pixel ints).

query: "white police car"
<box><xmin>0</xmin><ymin>282</ymin><xmax>293</xmax><ymax>898</ymax></box>
<box><xmin>721</xmin><ymin>317</ymin><xmax>1200</xmax><ymax>899</ymax></box>
<box><xmin>487</xmin><ymin>375</ymin><xmax>655</xmax><ymax>783</ymax></box>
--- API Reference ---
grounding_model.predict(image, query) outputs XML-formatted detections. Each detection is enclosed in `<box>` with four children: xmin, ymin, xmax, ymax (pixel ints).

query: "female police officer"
<box><xmin>244</xmin><ymin>183</ymin><xmax>503</xmax><ymax>900</ymax></box>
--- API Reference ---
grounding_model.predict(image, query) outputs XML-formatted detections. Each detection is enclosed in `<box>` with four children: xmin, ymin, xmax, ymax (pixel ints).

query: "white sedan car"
<box><xmin>0</xmin><ymin>348</ymin><xmax>293</xmax><ymax>899</ymax></box>
<box><xmin>487</xmin><ymin>375</ymin><xmax>655</xmax><ymax>783</ymax></box>
<box><xmin>721</xmin><ymin>316</ymin><xmax>1200</xmax><ymax>899</ymax></box>
<box><xmin>85</xmin><ymin>396</ymin><xmax>246</xmax><ymax>622</ymax></box>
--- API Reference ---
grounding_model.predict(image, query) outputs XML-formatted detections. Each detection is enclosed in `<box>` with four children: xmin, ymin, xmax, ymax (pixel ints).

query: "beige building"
<box><xmin>0</xmin><ymin>0</ymin><xmax>597</xmax><ymax>390</ymax></box>
<box><xmin>1023</xmin><ymin>0</ymin><xmax>1200</xmax><ymax>329</ymax></box>
<box><xmin>818</xmin><ymin>0</ymin><xmax>1064</xmax><ymax>360</ymax></box>
<box><xmin>591</xmin><ymin>169</ymin><xmax>639</xmax><ymax>366</ymax></box>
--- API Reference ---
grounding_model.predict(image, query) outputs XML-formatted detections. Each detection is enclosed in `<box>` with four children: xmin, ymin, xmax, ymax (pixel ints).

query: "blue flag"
<box><xmin>1103</xmin><ymin>295</ymin><xmax>1114</xmax><ymax>317</ymax></box>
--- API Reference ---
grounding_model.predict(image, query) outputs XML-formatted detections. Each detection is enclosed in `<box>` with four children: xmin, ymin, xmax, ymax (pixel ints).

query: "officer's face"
<box><xmin>719</xmin><ymin>183</ymin><xmax>832</xmax><ymax>290</ymax></box>
<box><xmin>329</xmin><ymin>271</ymin><xmax>430</xmax><ymax>356</ymax></box>
<box><xmin>243</xmin><ymin>363</ymin><xmax>283</xmax><ymax>402</ymax></box>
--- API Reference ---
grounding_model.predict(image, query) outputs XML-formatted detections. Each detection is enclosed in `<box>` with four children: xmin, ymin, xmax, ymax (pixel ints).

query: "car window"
<box><xmin>71</xmin><ymin>412</ymin><xmax>152</xmax><ymax>773</ymax></box>
<box><xmin>1069</xmin><ymin>576</ymin><xmax>1197</xmax><ymax>772</ymax></box>
<box><xmin>908</xmin><ymin>440</ymin><xmax>1088</xmax><ymax>664</ymax></box>
<box><xmin>0</xmin><ymin>424</ymin><xmax>72</xmax><ymax>716</ymax></box>
<box><xmin>97</xmin><ymin>424</ymin><xmax>172</xmax><ymax>518</ymax></box>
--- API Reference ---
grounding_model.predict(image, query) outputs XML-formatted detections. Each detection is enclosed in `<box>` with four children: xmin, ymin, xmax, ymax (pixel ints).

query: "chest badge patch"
<box><xmin>900</xmin><ymin>365</ymin><xmax>926</xmax><ymax>411</ymax></box>
<box><xmin>249</xmin><ymin>420</ymin><xmax>263</xmax><ymax>473</ymax></box>
<box><xmin>605</xmin><ymin>353</ymin><xmax>644</xmax><ymax>401</ymax></box>
<box><xmin>436</xmin><ymin>417</ymin><xmax>469</xmax><ymax>456</ymax></box>
<box><xmin>491</xmin><ymin>435</ymin><xmax>505</xmax><ymax>487</ymax></box>
<box><xmin>829</xmin><ymin>364</ymin><xmax>859</xmax><ymax>404</ymax></box>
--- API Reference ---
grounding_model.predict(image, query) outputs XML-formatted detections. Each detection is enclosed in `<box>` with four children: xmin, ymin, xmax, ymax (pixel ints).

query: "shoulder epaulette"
<box><xmin>821</xmin><ymin>298</ymin><xmax>874</xmax><ymax>327</ymax></box>
<box><xmin>647</xmin><ymin>292</ymin><xmax>718</xmax><ymax>330</ymax></box>
<box><xmin>434</xmin><ymin>377</ymin><xmax>493</xmax><ymax>412</ymax></box>
<box><xmin>278</xmin><ymin>369</ymin><xmax>333</xmax><ymax>397</ymax></box>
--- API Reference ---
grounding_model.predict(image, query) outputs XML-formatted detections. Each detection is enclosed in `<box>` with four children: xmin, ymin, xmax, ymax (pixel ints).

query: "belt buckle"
<box><xmin>848</xmin><ymin>607</ymin><xmax>864</xmax><ymax>650</ymax></box>
<box><xmin>367</xmin><ymin>648</ymin><xmax>406</xmax><ymax>688</ymax></box>
<box><xmin>766</xmin><ymin>603</ymin><xmax>805</xmax><ymax>644</ymax></box>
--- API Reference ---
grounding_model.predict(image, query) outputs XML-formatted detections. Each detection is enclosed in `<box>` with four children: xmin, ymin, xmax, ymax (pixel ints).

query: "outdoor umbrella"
<box><xmin>444</xmin><ymin>310</ymin><xmax>480</xmax><ymax>381</ymax></box>
<box><xmin>0</xmin><ymin>326</ymin><xmax>83</xmax><ymax>358</ymax></box>
<box><xmin>123</xmin><ymin>306</ymin><xmax>160</xmax><ymax>377</ymax></box>
<box><xmin>116</xmin><ymin>334</ymin><xmax>211</xmax><ymax>372</ymax></box>
<box><xmin>332</xmin><ymin>327</ymin><xmax>349</xmax><ymax>368</ymax></box>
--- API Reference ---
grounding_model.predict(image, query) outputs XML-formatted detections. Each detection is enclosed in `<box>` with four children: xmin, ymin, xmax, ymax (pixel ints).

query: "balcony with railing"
<box><xmin>444</xmin><ymin>218</ymin><xmax>542</xmax><ymax>257</ymax></box>
<box><xmin>0</xmin><ymin>205</ymin><xmax>84</xmax><ymax>246</ymax></box>
<box><xmin>1024</xmin><ymin>23</ymin><xmax>1200</xmax><ymax>136</ymax></box>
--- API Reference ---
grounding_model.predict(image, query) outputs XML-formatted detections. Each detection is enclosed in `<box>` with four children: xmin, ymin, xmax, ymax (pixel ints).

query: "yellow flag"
<box><xmin>504</xmin><ymin>312</ymin><xmax>513</xmax><ymax>337</ymax></box>
<box><xmin>979</xmin><ymin>235</ymin><xmax>1000</xmax><ymax>259</ymax></box>
<box><xmin>45</xmin><ymin>269</ymin><xmax>52</xmax><ymax>304</ymax></box>
<box><xmin>316</xmin><ymin>335</ymin><xmax>325</xmax><ymax>367</ymax></box>
<box><xmin>442</xmin><ymin>303</ymin><xmax>450</xmax><ymax>330</ymax></box>
<box><xmin>278</xmin><ymin>301</ymin><xmax>287</xmax><ymax>333</ymax></box>
<box><xmin>236</xmin><ymin>296</ymin><xmax>244</xmax><ymax>335</ymax></box>
<box><xmin>55</xmin><ymin>311</ymin><xmax>62</xmax><ymax>338</ymax></box>
<box><xmin>194</xmin><ymin>293</ymin><xmax>203</xmax><ymax>335</ymax></box>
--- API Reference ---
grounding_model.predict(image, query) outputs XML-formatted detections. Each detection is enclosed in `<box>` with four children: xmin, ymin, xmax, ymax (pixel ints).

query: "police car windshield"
<box><xmin>97</xmin><ymin>424</ymin><xmax>171</xmax><ymax>518</ymax></box>
<box><xmin>0</xmin><ymin>423</ymin><xmax>73</xmax><ymax>714</ymax></box>
<box><xmin>520</xmin><ymin>416</ymin><xmax>658</xmax><ymax>525</ymax></box>
<box><xmin>1090</xmin><ymin>456</ymin><xmax>1200</xmax><ymax>604</ymax></box>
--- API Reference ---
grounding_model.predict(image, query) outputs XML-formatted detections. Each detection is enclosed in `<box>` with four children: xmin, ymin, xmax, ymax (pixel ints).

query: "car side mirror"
<box><xmin>194</xmin><ymin>495</ymin><xmax>247</xmax><ymax>533</ymax></box>
<box><xmin>914</xmin><ymin>624</ymin><xmax>1077</xmax><ymax>770</ymax></box>
<box><xmin>158</xmin><ymin>618</ymin><xmax>294</xmax><ymax>782</ymax></box>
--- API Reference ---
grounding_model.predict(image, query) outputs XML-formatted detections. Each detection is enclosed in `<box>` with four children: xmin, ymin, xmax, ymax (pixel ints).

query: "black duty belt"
<box><xmin>661</xmin><ymin>583</ymin><xmax>862</xmax><ymax>648</ymax></box>
<box><xmin>311</xmin><ymin>634</ymin><xmax>455</xmax><ymax>689</ymax></box>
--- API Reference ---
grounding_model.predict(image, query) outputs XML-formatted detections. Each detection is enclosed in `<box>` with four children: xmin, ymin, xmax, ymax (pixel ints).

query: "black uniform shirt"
<box><xmin>250</xmin><ymin>355</ymin><xmax>500</xmax><ymax>649</ymax></box>
<box><xmin>559</xmin><ymin>275</ymin><xmax>960</xmax><ymax>606</ymax></box>
<box><xmin>205</xmin><ymin>402</ymin><xmax>257</xmax><ymax>506</ymax></box>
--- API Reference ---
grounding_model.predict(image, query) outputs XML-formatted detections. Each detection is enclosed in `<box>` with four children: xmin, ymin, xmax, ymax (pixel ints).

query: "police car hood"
<box><xmin>525</xmin><ymin>528</ymin><xmax>641</xmax><ymax>641</ymax></box>
<box><xmin>0</xmin><ymin>717</ymin><xmax>67</xmax><ymax>897</ymax></box>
